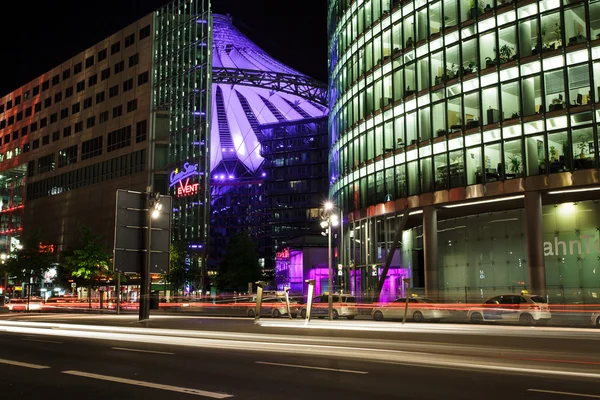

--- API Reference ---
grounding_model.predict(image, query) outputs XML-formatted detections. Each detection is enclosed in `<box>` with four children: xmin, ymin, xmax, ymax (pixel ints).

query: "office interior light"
<box><xmin>444</xmin><ymin>195</ymin><xmax>525</xmax><ymax>209</ymax></box>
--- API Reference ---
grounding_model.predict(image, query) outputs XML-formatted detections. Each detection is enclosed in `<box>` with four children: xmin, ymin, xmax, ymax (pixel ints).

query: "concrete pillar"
<box><xmin>525</xmin><ymin>191</ymin><xmax>546</xmax><ymax>297</ymax></box>
<box><xmin>423</xmin><ymin>206</ymin><xmax>439</xmax><ymax>300</ymax></box>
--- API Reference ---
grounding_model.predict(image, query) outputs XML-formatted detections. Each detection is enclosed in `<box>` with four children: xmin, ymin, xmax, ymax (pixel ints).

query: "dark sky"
<box><xmin>0</xmin><ymin>0</ymin><xmax>328</xmax><ymax>96</ymax></box>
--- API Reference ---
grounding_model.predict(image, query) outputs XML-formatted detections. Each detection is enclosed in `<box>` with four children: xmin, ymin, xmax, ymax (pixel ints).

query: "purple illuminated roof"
<box><xmin>210</xmin><ymin>15</ymin><xmax>328</xmax><ymax>175</ymax></box>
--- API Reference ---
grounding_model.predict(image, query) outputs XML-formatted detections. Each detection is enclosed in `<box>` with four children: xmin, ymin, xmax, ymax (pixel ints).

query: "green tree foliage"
<box><xmin>216</xmin><ymin>231</ymin><xmax>261</xmax><ymax>292</ymax></box>
<box><xmin>4</xmin><ymin>230</ymin><xmax>53</xmax><ymax>288</ymax></box>
<box><xmin>164</xmin><ymin>242</ymin><xmax>190</xmax><ymax>294</ymax></box>
<box><xmin>62</xmin><ymin>225</ymin><xmax>111</xmax><ymax>307</ymax></box>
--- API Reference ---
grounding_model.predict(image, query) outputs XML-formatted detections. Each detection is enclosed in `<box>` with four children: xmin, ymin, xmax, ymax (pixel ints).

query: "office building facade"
<box><xmin>328</xmin><ymin>0</ymin><xmax>600</xmax><ymax>303</ymax></box>
<box><xmin>0</xmin><ymin>0</ymin><xmax>211</xmax><ymax>294</ymax></box>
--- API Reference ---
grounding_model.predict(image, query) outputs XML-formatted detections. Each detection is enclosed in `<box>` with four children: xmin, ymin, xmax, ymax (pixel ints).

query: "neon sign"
<box><xmin>170</xmin><ymin>163</ymin><xmax>199</xmax><ymax>187</ymax></box>
<box><xmin>176</xmin><ymin>178</ymin><xmax>200</xmax><ymax>197</ymax></box>
<box><xmin>276</xmin><ymin>248</ymin><xmax>290</xmax><ymax>260</ymax></box>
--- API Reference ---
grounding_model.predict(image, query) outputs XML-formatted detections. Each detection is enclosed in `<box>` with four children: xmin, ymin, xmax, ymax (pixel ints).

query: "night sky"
<box><xmin>0</xmin><ymin>0</ymin><xmax>328</xmax><ymax>96</ymax></box>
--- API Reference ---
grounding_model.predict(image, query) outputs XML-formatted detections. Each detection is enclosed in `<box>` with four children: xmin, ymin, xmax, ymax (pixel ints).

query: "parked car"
<box><xmin>372</xmin><ymin>297</ymin><xmax>452</xmax><ymax>322</ymax></box>
<box><xmin>247</xmin><ymin>297</ymin><xmax>299</xmax><ymax>318</ymax></box>
<box><xmin>7</xmin><ymin>297</ymin><xmax>44</xmax><ymax>312</ymax></box>
<box><xmin>299</xmin><ymin>294</ymin><xmax>358</xmax><ymax>320</ymax></box>
<box><xmin>466</xmin><ymin>292</ymin><xmax>551</xmax><ymax>325</ymax></box>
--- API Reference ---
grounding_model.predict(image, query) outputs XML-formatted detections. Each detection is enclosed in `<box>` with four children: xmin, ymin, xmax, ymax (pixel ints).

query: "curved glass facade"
<box><xmin>328</xmin><ymin>0</ymin><xmax>600</xmax><ymax>211</ymax></box>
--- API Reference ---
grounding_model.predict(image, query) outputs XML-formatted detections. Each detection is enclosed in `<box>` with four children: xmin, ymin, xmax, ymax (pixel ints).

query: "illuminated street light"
<box><xmin>324</xmin><ymin>201</ymin><xmax>333</xmax><ymax>211</ymax></box>
<box><xmin>321</xmin><ymin>201</ymin><xmax>339</xmax><ymax>321</ymax></box>
<box><xmin>151</xmin><ymin>209</ymin><xmax>160</xmax><ymax>219</ymax></box>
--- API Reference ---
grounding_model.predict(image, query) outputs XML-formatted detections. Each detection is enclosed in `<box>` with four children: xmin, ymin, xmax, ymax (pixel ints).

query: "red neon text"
<box><xmin>177</xmin><ymin>178</ymin><xmax>199</xmax><ymax>197</ymax></box>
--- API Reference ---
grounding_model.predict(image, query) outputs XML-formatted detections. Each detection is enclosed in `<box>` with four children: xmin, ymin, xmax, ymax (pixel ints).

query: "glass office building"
<box><xmin>328</xmin><ymin>0</ymin><xmax>600</xmax><ymax>303</ymax></box>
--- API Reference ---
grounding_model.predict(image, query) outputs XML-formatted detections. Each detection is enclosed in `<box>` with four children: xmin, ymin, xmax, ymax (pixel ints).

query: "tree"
<box><xmin>4</xmin><ymin>230</ymin><xmax>53</xmax><ymax>304</ymax></box>
<box><xmin>216</xmin><ymin>231</ymin><xmax>261</xmax><ymax>292</ymax></box>
<box><xmin>62</xmin><ymin>224</ymin><xmax>111</xmax><ymax>308</ymax></box>
<box><xmin>163</xmin><ymin>242</ymin><xmax>190</xmax><ymax>297</ymax></box>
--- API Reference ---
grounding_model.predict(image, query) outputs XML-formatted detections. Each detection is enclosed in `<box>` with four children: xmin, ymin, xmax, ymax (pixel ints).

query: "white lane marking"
<box><xmin>0</xmin><ymin>358</ymin><xmax>50</xmax><ymax>369</ymax></box>
<box><xmin>61</xmin><ymin>370</ymin><xmax>233</xmax><ymax>398</ymax></box>
<box><xmin>256</xmin><ymin>361</ymin><xmax>368</xmax><ymax>374</ymax></box>
<box><xmin>527</xmin><ymin>389</ymin><xmax>600</xmax><ymax>398</ymax></box>
<box><xmin>23</xmin><ymin>338</ymin><xmax>63</xmax><ymax>344</ymax></box>
<box><xmin>112</xmin><ymin>347</ymin><xmax>174</xmax><ymax>355</ymax></box>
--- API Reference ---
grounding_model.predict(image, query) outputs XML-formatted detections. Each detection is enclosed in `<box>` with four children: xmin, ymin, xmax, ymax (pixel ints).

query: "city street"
<box><xmin>0</xmin><ymin>315</ymin><xmax>599</xmax><ymax>399</ymax></box>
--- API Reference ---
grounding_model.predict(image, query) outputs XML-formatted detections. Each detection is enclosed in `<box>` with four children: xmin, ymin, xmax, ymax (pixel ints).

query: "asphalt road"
<box><xmin>0</xmin><ymin>315</ymin><xmax>600</xmax><ymax>399</ymax></box>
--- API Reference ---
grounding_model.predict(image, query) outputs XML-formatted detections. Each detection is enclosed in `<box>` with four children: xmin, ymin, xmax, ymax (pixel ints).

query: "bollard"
<box><xmin>402</xmin><ymin>278</ymin><xmax>411</xmax><ymax>325</ymax></box>
<box><xmin>254</xmin><ymin>281</ymin><xmax>266</xmax><ymax>325</ymax></box>
<box><xmin>304</xmin><ymin>279</ymin><xmax>315</xmax><ymax>326</ymax></box>
<box><xmin>284</xmin><ymin>288</ymin><xmax>292</xmax><ymax>320</ymax></box>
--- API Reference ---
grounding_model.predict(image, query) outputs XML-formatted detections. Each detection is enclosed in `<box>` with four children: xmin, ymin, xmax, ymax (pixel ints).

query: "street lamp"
<box><xmin>140</xmin><ymin>190</ymin><xmax>162</xmax><ymax>321</ymax></box>
<box><xmin>321</xmin><ymin>201</ymin><xmax>339</xmax><ymax>320</ymax></box>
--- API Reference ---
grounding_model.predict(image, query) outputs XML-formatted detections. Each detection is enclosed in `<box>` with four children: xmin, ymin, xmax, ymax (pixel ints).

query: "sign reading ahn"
<box><xmin>170</xmin><ymin>162</ymin><xmax>200</xmax><ymax>198</ymax></box>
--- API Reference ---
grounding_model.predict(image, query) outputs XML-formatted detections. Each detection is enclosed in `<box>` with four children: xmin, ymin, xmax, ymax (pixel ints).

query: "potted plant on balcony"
<box><xmin>485</xmin><ymin>56</ymin><xmax>496</xmax><ymax>68</ymax></box>
<box><xmin>499</xmin><ymin>44</ymin><xmax>514</xmax><ymax>63</ymax></box>
<box><xmin>508</xmin><ymin>153</ymin><xmax>522</xmax><ymax>176</ymax></box>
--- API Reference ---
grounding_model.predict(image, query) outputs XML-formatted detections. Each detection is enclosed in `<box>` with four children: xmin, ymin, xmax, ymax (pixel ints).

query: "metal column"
<box><xmin>525</xmin><ymin>191</ymin><xmax>546</xmax><ymax>297</ymax></box>
<box><xmin>423</xmin><ymin>206</ymin><xmax>439</xmax><ymax>301</ymax></box>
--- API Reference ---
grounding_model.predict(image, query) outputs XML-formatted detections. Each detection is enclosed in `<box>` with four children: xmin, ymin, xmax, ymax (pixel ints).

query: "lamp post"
<box><xmin>320</xmin><ymin>201</ymin><xmax>339</xmax><ymax>321</ymax></box>
<box><xmin>139</xmin><ymin>189</ymin><xmax>162</xmax><ymax>321</ymax></box>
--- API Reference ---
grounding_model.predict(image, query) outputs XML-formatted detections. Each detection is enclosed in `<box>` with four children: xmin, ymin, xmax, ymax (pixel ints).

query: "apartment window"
<box><xmin>30</xmin><ymin>122</ymin><xmax>38</xmax><ymax>132</ymax></box>
<box><xmin>135</xmin><ymin>120</ymin><xmax>147</xmax><ymax>143</ymax></box>
<box><xmin>23</xmin><ymin>91</ymin><xmax>30</xmax><ymax>101</ymax></box>
<box><xmin>27</xmin><ymin>160</ymin><xmax>34</xmax><ymax>175</ymax></box>
<box><xmin>72</xmin><ymin>102</ymin><xmax>81</xmax><ymax>114</ymax></box>
<box><xmin>113</xmin><ymin>105</ymin><xmax>123</xmax><ymax>118</ymax></box>
<box><xmin>60</xmin><ymin>108</ymin><xmax>69</xmax><ymax>119</ymax></box>
<box><xmin>88</xmin><ymin>74</ymin><xmax>98</xmax><ymax>86</ymax></box>
<box><xmin>63</xmin><ymin>126</ymin><xmax>71</xmax><ymax>138</ymax></box>
<box><xmin>74</xmin><ymin>62</ymin><xmax>83</xmax><ymax>75</ymax></box>
<box><xmin>96</xmin><ymin>91</ymin><xmax>105</xmax><ymax>104</ymax></box>
<box><xmin>86</xmin><ymin>116</ymin><xmax>96</xmax><ymax>128</ymax></box>
<box><xmin>129</xmin><ymin>53</ymin><xmax>139</xmax><ymax>67</ymax></box>
<box><xmin>52</xmin><ymin>74</ymin><xmax>60</xmax><ymax>86</ymax></box>
<box><xmin>62</xmin><ymin>69</ymin><xmax>70</xmax><ymax>80</ymax></box>
<box><xmin>0</xmin><ymin>104</ymin><xmax>3</xmax><ymax>113</ymax></box>
<box><xmin>127</xmin><ymin>99</ymin><xmax>138</xmax><ymax>113</ymax></box>
<box><xmin>124</xmin><ymin>33</ymin><xmax>135</xmax><ymax>48</ymax></box>
<box><xmin>110</xmin><ymin>42</ymin><xmax>121</xmax><ymax>55</ymax></box>
<box><xmin>52</xmin><ymin>131</ymin><xmax>60</xmax><ymax>142</ymax></box>
<box><xmin>0</xmin><ymin>120</ymin><xmax>4</xmax><ymax>129</ymax></box>
<box><xmin>114</xmin><ymin>60</ymin><xmax>125</xmax><ymax>74</ymax></box>
<box><xmin>14</xmin><ymin>96</ymin><xmax>21</xmax><ymax>106</ymax></box>
<box><xmin>139</xmin><ymin>25</ymin><xmax>151</xmax><ymax>40</ymax></box>
<box><xmin>98</xmin><ymin>48</ymin><xmax>108</xmax><ymax>62</ymax></box>
<box><xmin>83</xmin><ymin>97</ymin><xmax>93</xmax><ymax>109</ymax></box>
<box><xmin>85</xmin><ymin>55</ymin><xmax>94</xmax><ymax>69</ymax></box>
<box><xmin>138</xmin><ymin>71</ymin><xmax>149</xmax><ymax>86</ymax></box>
<box><xmin>32</xmin><ymin>138</ymin><xmax>40</xmax><ymax>149</ymax></box>
<box><xmin>25</xmin><ymin>107</ymin><xmax>32</xmax><ymax>117</ymax></box>
<box><xmin>21</xmin><ymin>127</ymin><xmax>28</xmax><ymax>137</ymax></box>
<box><xmin>32</xmin><ymin>85</ymin><xmax>40</xmax><ymax>96</ymax></box>
<box><xmin>6</xmin><ymin>100</ymin><xmax>12</xmax><ymax>110</ymax></box>
<box><xmin>34</xmin><ymin>103</ymin><xmax>41</xmax><ymax>112</ymax></box>
<box><xmin>3</xmin><ymin>135</ymin><xmax>9</xmax><ymax>144</ymax></box>
<box><xmin>54</xmin><ymin>92</ymin><xmax>62</xmax><ymax>103</ymax></box>
<box><xmin>44</xmin><ymin>97</ymin><xmax>52</xmax><ymax>108</ymax></box>
<box><xmin>65</xmin><ymin>86</ymin><xmax>73</xmax><ymax>98</ymax></box>
<box><xmin>107</xmin><ymin>125</ymin><xmax>132</xmax><ymax>152</ymax></box>
<box><xmin>50</xmin><ymin>113</ymin><xmax>58</xmax><ymax>124</ymax></box>
<box><xmin>99</xmin><ymin>69</ymin><xmax>111</xmax><ymax>84</ymax></box>
<box><xmin>123</xmin><ymin>78</ymin><xmax>134</xmax><ymax>92</ymax></box>
<box><xmin>109</xmin><ymin>85</ymin><xmax>119</xmax><ymax>98</ymax></box>
<box><xmin>8</xmin><ymin>116</ymin><xmax>14</xmax><ymax>126</ymax></box>
<box><xmin>74</xmin><ymin>121</ymin><xmax>83</xmax><ymax>133</ymax></box>
<box><xmin>42</xmin><ymin>135</ymin><xmax>50</xmax><ymax>146</ymax></box>
<box><xmin>12</xmin><ymin>131</ymin><xmax>19</xmax><ymax>141</ymax></box>
<box><xmin>58</xmin><ymin>145</ymin><xmax>78</xmax><ymax>168</ymax></box>
<box><xmin>76</xmin><ymin>80</ymin><xmax>85</xmax><ymax>93</ymax></box>
<box><xmin>37</xmin><ymin>153</ymin><xmax>55</xmax><ymax>174</ymax></box>
<box><xmin>16</xmin><ymin>111</ymin><xmax>23</xmax><ymax>122</ymax></box>
<box><xmin>81</xmin><ymin>136</ymin><xmax>103</xmax><ymax>160</ymax></box>
<box><xmin>99</xmin><ymin>110</ymin><xmax>109</xmax><ymax>124</ymax></box>
<box><xmin>41</xmin><ymin>80</ymin><xmax>50</xmax><ymax>91</ymax></box>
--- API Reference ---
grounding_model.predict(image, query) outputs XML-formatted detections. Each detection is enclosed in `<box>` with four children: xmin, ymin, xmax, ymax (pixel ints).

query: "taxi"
<box><xmin>467</xmin><ymin>290</ymin><xmax>551</xmax><ymax>325</ymax></box>
<box><xmin>371</xmin><ymin>294</ymin><xmax>452</xmax><ymax>322</ymax></box>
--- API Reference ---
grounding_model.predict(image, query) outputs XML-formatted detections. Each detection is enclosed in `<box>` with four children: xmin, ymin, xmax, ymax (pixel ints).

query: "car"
<box><xmin>592</xmin><ymin>311</ymin><xmax>600</xmax><ymax>327</ymax></box>
<box><xmin>371</xmin><ymin>297</ymin><xmax>452</xmax><ymax>322</ymax></box>
<box><xmin>299</xmin><ymin>294</ymin><xmax>358</xmax><ymax>320</ymax></box>
<box><xmin>7</xmin><ymin>298</ymin><xmax>44</xmax><ymax>312</ymax></box>
<box><xmin>247</xmin><ymin>297</ymin><xmax>299</xmax><ymax>318</ymax></box>
<box><xmin>466</xmin><ymin>292</ymin><xmax>551</xmax><ymax>325</ymax></box>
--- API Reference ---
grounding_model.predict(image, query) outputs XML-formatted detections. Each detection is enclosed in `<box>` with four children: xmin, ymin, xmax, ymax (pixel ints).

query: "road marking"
<box><xmin>62</xmin><ymin>370</ymin><xmax>232</xmax><ymax>398</ymax></box>
<box><xmin>112</xmin><ymin>347</ymin><xmax>174</xmax><ymax>355</ymax></box>
<box><xmin>23</xmin><ymin>338</ymin><xmax>63</xmax><ymax>344</ymax></box>
<box><xmin>0</xmin><ymin>358</ymin><xmax>50</xmax><ymax>369</ymax></box>
<box><xmin>256</xmin><ymin>361</ymin><xmax>368</xmax><ymax>374</ymax></box>
<box><xmin>528</xmin><ymin>389</ymin><xmax>600</xmax><ymax>398</ymax></box>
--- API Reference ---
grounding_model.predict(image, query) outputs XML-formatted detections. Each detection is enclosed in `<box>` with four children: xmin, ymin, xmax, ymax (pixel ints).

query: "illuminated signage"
<box><xmin>39</xmin><ymin>243</ymin><xmax>55</xmax><ymax>253</ymax></box>
<box><xmin>176</xmin><ymin>178</ymin><xmax>200</xmax><ymax>197</ymax></box>
<box><xmin>170</xmin><ymin>162</ymin><xmax>199</xmax><ymax>187</ymax></box>
<box><xmin>276</xmin><ymin>248</ymin><xmax>290</xmax><ymax>260</ymax></box>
